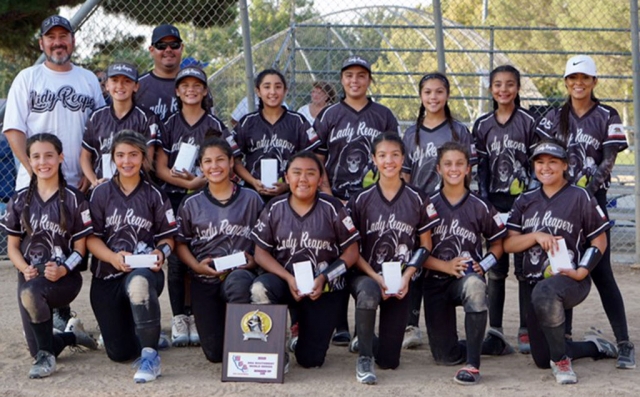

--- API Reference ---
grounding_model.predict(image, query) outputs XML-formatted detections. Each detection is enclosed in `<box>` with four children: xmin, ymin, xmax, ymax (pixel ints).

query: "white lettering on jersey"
<box><xmin>105</xmin><ymin>208</ymin><xmax>153</xmax><ymax>232</ymax></box>
<box><xmin>30</xmin><ymin>214</ymin><xmax>65</xmax><ymax>237</ymax></box>
<box><xmin>409</xmin><ymin>142</ymin><xmax>437</xmax><ymax>167</ymax></box>
<box><xmin>195</xmin><ymin>220</ymin><xmax>251</xmax><ymax>241</ymax></box>
<box><xmin>251</xmin><ymin>134</ymin><xmax>296</xmax><ymax>153</ymax></box>
<box><xmin>366</xmin><ymin>214</ymin><xmax>415</xmax><ymax>237</ymax></box>
<box><xmin>29</xmin><ymin>86</ymin><xmax>96</xmax><ymax>113</ymax></box>
<box><xmin>433</xmin><ymin>219</ymin><xmax>477</xmax><ymax>245</ymax></box>
<box><xmin>572</xmin><ymin>128</ymin><xmax>601</xmax><ymax>150</ymax></box>
<box><xmin>329</xmin><ymin>121</ymin><xmax>381</xmax><ymax>143</ymax></box>
<box><xmin>523</xmin><ymin>211</ymin><xmax>574</xmax><ymax>234</ymax></box>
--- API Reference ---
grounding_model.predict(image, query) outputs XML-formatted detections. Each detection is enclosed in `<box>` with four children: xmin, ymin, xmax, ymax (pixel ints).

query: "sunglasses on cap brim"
<box><xmin>153</xmin><ymin>41</ymin><xmax>181</xmax><ymax>50</ymax></box>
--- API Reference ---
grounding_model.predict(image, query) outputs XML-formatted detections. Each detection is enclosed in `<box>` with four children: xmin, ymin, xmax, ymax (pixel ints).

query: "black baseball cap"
<box><xmin>107</xmin><ymin>62</ymin><xmax>139</xmax><ymax>82</ymax></box>
<box><xmin>151</xmin><ymin>24</ymin><xmax>182</xmax><ymax>44</ymax></box>
<box><xmin>341</xmin><ymin>55</ymin><xmax>372</xmax><ymax>73</ymax></box>
<box><xmin>530</xmin><ymin>142</ymin><xmax>567</xmax><ymax>161</ymax></box>
<box><xmin>175</xmin><ymin>67</ymin><xmax>207</xmax><ymax>87</ymax></box>
<box><xmin>40</xmin><ymin>15</ymin><xmax>73</xmax><ymax>36</ymax></box>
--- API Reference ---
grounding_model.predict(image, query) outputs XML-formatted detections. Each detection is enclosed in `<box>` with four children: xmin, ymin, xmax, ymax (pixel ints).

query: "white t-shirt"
<box><xmin>297</xmin><ymin>104</ymin><xmax>315</xmax><ymax>124</ymax></box>
<box><xmin>3</xmin><ymin>64</ymin><xmax>105</xmax><ymax>189</ymax></box>
<box><xmin>230</xmin><ymin>96</ymin><xmax>289</xmax><ymax>122</ymax></box>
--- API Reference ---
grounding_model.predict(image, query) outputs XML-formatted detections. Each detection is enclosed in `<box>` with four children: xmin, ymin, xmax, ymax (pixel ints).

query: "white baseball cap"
<box><xmin>564</xmin><ymin>55</ymin><xmax>597</xmax><ymax>78</ymax></box>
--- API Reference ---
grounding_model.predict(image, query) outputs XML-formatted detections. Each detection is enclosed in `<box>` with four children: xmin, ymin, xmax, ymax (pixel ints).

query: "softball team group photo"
<box><xmin>1</xmin><ymin>15</ymin><xmax>638</xmax><ymax>394</ymax></box>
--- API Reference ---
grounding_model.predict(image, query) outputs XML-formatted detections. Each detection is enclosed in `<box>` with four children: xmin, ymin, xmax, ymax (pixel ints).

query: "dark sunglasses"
<box><xmin>153</xmin><ymin>41</ymin><xmax>181</xmax><ymax>50</ymax></box>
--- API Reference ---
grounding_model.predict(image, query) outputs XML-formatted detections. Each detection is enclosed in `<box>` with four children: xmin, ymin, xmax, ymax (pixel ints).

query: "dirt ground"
<box><xmin>0</xmin><ymin>260</ymin><xmax>638</xmax><ymax>397</ymax></box>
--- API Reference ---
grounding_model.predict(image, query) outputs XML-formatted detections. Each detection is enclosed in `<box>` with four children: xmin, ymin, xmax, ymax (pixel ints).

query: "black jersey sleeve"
<box><xmin>583</xmin><ymin>191</ymin><xmax>611</xmax><ymax>241</ymax></box>
<box><xmin>175</xmin><ymin>197</ymin><xmax>193</xmax><ymax>244</ymax></box>
<box><xmin>81</xmin><ymin>114</ymin><xmax>99</xmax><ymax>156</ymax></box>
<box><xmin>506</xmin><ymin>195</ymin><xmax>525</xmax><ymax>232</ymax></box>
<box><xmin>329</xmin><ymin>199</ymin><xmax>360</xmax><ymax>251</ymax></box>
<box><xmin>69</xmin><ymin>192</ymin><xmax>93</xmax><ymax>242</ymax></box>
<box><xmin>482</xmin><ymin>200</ymin><xmax>508</xmax><ymax>242</ymax></box>
<box><xmin>88</xmin><ymin>186</ymin><xmax>106</xmax><ymax>238</ymax></box>
<box><xmin>418</xmin><ymin>193</ymin><xmax>440</xmax><ymax>234</ymax></box>
<box><xmin>251</xmin><ymin>204</ymin><xmax>276</xmax><ymax>250</ymax></box>
<box><xmin>1</xmin><ymin>192</ymin><xmax>24</xmax><ymax>236</ymax></box>
<box><xmin>152</xmin><ymin>187</ymin><xmax>178</xmax><ymax>240</ymax></box>
<box><xmin>312</xmin><ymin>108</ymin><xmax>331</xmax><ymax>156</ymax></box>
<box><xmin>603</xmin><ymin>107</ymin><xmax>628</xmax><ymax>151</ymax></box>
<box><xmin>145</xmin><ymin>112</ymin><xmax>163</xmax><ymax>147</ymax></box>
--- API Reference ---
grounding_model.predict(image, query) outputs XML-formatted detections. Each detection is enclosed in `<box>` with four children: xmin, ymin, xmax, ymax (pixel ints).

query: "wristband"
<box><xmin>321</xmin><ymin>259</ymin><xmax>347</xmax><ymax>283</ymax></box>
<box><xmin>578</xmin><ymin>246</ymin><xmax>602</xmax><ymax>272</ymax></box>
<box><xmin>479</xmin><ymin>253</ymin><xmax>498</xmax><ymax>272</ymax></box>
<box><xmin>406</xmin><ymin>247</ymin><xmax>430</xmax><ymax>268</ymax></box>
<box><xmin>63</xmin><ymin>251</ymin><xmax>84</xmax><ymax>272</ymax></box>
<box><xmin>158</xmin><ymin>243</ymin><xmax>172</xmax><ymax>262</ymax></box>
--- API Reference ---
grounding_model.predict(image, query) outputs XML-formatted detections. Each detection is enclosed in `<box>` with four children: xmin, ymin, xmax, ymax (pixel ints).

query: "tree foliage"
<box><xmin>101</xmin><ymin>0</ymin><xmax>237</xmax><ymax>28</ymax></box>
<box><xmin>0</xmin><ymin>0</ymin><xmax>83</xmax><ymax>55</ymax></box>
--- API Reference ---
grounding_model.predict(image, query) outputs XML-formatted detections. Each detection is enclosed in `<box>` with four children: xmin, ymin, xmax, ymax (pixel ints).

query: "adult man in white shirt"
<box><xmin>3</xmin><ymin>15</ymin><xmax>105</xmax><ymax>191</ymax></box>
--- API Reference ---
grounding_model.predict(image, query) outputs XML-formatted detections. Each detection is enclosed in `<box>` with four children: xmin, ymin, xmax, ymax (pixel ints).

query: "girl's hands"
<box><xmin>44</xmin><ymin>261</ymin><xmax>68</xmax><ymax>282</ymax></box>
<box><xmin>111</xmin><ymin>251</ymin><xmax>132</xmax><ymax>273</ymax></box>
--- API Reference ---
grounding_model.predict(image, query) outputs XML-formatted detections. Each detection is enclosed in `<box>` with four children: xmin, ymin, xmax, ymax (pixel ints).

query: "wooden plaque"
<box><xmin>222</xmin><ymin>303</ymin><xmax>287</xmax><ymax>383</ymax></box>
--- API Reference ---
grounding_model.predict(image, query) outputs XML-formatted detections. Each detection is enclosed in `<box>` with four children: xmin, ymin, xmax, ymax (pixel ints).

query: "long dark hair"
<box><xmin>21</xmin><ymin>133</ymin><xmax>68</xmax><ymax>235</ymax></box>
<box><xmin>255</xmin><ymin>69</ymin><xmax>287</xmax><ymax>110</ymax></box>
<box><xmin>490</xmin><ymin>65</ymin><xmax>521</xmax><ymax>111</ymax></box>
<box><xmin>558</xmin><ymin>79</ymin><xmax>598</xmax><ymax>144</ymax></box>
<box><xmin>436</xmin><ymin>141</ymin><xmax>471</xmax><ymax>190</ymax></box>
<box><xmin>110</xmin><ymin>130</ymin><xmax>152</xmax><ymax>186</ymax></box>
<box><xmin>415</xmin><ymin>72</ymin><xmax>457</xmax><ymax>147</ymax></box>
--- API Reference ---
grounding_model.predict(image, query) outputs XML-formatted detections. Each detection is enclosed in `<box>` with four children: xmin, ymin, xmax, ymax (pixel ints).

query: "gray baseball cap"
<box><xmin>341</xmin><ymin>55</ymin><xmax>372</xmax><ymax>73</ymax></box>
<box><xmin>107</xmin><ymin>62</ymin><xmax>139</xmax><ymax>82</ymax></box>
<box><xmin>530</xmin><ymin>142</ymin><xmax>567</xmax><ymax>161</ymax></box>
<box><xmin>175</xmin><ymin>67</ymin><xmax>208</xmax><ymax>87</ymax></box>
<box><xmin>40</xmin><ymin>15</ymin><xmax>73</xmax><ymax>35</ymax></box>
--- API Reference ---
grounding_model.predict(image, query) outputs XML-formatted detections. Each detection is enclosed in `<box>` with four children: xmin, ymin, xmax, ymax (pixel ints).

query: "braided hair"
<box><xmin>558</xmin><ymin>90</ymin><xmax>598</xmax><ymax>145</ymax></box>
<box><xmin>415</xmin><ymin>72</ymin><xmax>458</xmax><ymax>147</ymax></box>
<box><xmin>21</xmin><ymin>133</ymin><xmax>68</xmax><ymax>235</ymax></box>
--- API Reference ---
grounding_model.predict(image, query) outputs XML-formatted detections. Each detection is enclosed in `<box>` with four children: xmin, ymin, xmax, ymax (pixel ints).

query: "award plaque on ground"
<box><xmin>222</xmin><ymin>303</ymin><xmax>287</xmax><ymax>383</ymax></box>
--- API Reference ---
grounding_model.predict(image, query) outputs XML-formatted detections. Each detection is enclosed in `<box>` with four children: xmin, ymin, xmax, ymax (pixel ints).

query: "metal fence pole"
<box><xmin>239</xmin><ymin>0</ymin><xmax>255</xmax><ymax>113</ymax></box>
<box><xmin>433</xmin><ymin>0</ymin><xmax>446</xmax><ymax>73</ymax></box>
<box><xmin>630</xmin><ymin>0</ymin><xmax>640</xmax><ymax>267</ymax></box>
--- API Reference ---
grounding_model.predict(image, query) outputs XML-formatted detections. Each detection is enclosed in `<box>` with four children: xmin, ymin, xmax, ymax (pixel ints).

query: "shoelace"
<box><xmin>174</xmin><ymin>318</ymin><xmax>189</xmax><ymax>334</ymax></box>
<box><xmin>619</xmin><ymin>343</ymin><xmax>632</xmax><ymax>357</ymax></box>
<box><xmin>132</xmin><ymin>357</ymin><xmax>155</xmax><ymax>372</ymax></box>
<box><xmin>359</xmin><ymin>358</ymin><xmax>372</xmax><ymax>372</ymax></box>
<box><xmin>556</xmin><ymin>359</ymin><xmax>572</xmax><ymax>372</ymax></box>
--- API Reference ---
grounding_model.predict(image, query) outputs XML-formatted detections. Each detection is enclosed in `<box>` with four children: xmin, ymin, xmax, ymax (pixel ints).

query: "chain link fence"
<box><xmin>0</xmin><ymin>0</ymin><xmax>637</xmax><ymax>262</ymax></box>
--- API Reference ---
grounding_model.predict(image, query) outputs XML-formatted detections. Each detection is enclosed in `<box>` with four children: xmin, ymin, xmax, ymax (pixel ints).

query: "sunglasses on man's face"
<box><xmin>153</xmin><ymin>41</ymin><xmax>181</xmax><ymax>51</ymax></box>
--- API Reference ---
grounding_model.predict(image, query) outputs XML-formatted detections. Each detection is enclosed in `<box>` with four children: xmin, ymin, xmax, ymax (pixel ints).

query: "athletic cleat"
<box><xmin>171</xmin><ymin>314</ymin><xmax>189</xmax><ymax>347</ymax></box>
<box><xmin>550</xmin><ymin>357</ymin><xmax>577</xmax><ymax>384</ymax></box>
<box><xmin>53</xmin><ymin>307</ymin><xmax>72</xmax><ymax>332</ymax></box>
<box><xmin>487</xmin><ymin>328</ymin><xmax>515</xmax><ymax>355</ymax></box>
<box><xmin>518</xmin><ymin>327</ymin><xmax>531</xmax><ymax>354</ymax></box>
<box><xmin>65</xmin><ymin>318</ymin><xmax>97</xmax><ymax>350</ymax></box>
<box><xmin>453</xmin><ymin>365</ymin><xmax>481</xmax><ymax>385</ymax></box>
<box><xmin>133</xmin><ymin>348</ymin><xmax>162</xmax><ymax>383</ymax></box>
<box><xmin>356</xmin><ymin>356</ymin><xmax>377</xmax><ymax>385</ymax></box>
<box><xmin>158</xmin><ymin>331</ymin><xmax>170</xmax><ymax>350</ymax></box>
<box><xmin>402</xmin><ymin>325</ymin><xmax>423</xmax><ymax>349</ymax></box>
<box><xmin>584</xmin><ymin>328</ymin><xmax>617</xmax><ymax>359</ymax></box>
<box><xmin>28</xmin><ymin>350</ymin><xmax>56</xmax><ymax>379</ymax></box>
<box><xmin>349</xmin><ymin>335</ymin><xmax>359</xmax><ymax>354</ymax></box>
<box><xmin>287</xmin><ymin>323</ymin><xmax>299</xmax><ymax>353</ymax></box>
<box><xmin>332</xmin><ymin>330</ymin><xmax>351</xmax><ymax>346</ymax></box>
<box><xmin>187</xmin><ymin>315</ymin><xmax>200</xmax><ymax>346</ymax></box>
<box><xmin>616</xmin><ymin>341</ymin><xmax>636</xmax><ymax>369</ymax></box>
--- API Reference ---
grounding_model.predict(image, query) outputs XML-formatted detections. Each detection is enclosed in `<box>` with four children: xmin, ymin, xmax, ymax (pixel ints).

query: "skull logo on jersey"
<box><xmin>528</xmin><ymin>245</ymin><xmax>544</xmax><ymax>266</ymax></box>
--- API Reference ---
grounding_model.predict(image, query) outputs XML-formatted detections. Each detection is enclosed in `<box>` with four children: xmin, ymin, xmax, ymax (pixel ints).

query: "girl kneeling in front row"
<box><xmin>87</xmin><ymin>130</ymin><xmax>177</xmax><ymax>383</ymax></box>
<box><xmin>3</xmin><ymin>133</ymin><xmax>97</xmax><ymax>379</ymax></box>
<box><xmin>250</xmin><ymin>151</ymin><xmax>360</xmax><ymax>370</ymax></box>
<box><xmin>176</xmin><ymin>137</ymin><xmax>264</xmax><ymax>363</ymax></box>
<box><xmin>504</xmin><ymin>140</ymin><xmax>617</xmax><ymax>385</ymax></box>
<box><xmin>423</xmin><ymin>141</ymin><xmax>507</xmax><ymax>385</ymax></box>
<box><xmin>347</xmin><ymin>132</ymin><xmax>439</xmax><ymax>385</ymax></box>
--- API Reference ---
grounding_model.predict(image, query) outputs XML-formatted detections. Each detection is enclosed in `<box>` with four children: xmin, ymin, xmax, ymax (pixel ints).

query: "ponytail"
<box><xmin>20</xmin><ymin>174</ymin><xmax>38</xmax><ymax>235</ymax></box>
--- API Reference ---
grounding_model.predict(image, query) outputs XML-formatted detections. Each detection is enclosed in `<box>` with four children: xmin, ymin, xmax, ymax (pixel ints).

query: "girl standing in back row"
<box><xmin>400</xmin><ymin>72</ymin><xmax>477</xmax><ymax>350</ymax></box>
<box><xmin>473</xmin><ymin>65</ymin><xmax>537</xmax><ymax>354</ymax></box>
<box><xmin>313</xmin><ymin>55</ymin><xmax>400</xmax><ymax>346</ymax></box>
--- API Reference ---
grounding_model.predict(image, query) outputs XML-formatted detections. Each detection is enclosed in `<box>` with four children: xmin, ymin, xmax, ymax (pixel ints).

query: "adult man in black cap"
<box><xmin>3</xmin><ymin>15</ymin><xmax>105</xmax><ymax>192</ymax></box>
<box><xmin>137</xmin><ymin>24</ymin><xmax>184</xmax><ymax>121</ymax></box>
